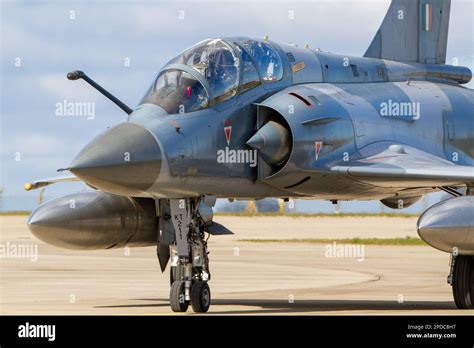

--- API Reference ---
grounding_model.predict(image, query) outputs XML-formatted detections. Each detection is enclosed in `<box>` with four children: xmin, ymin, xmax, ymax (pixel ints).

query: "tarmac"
<box><xmin>1</xmin><ymin>215</ymin><xmax>472</xmax><ymax>315</ymax></box>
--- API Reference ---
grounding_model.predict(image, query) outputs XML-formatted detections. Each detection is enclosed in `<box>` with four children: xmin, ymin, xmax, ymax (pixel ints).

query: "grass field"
<box><xmin>215</xmin><ymin>211</ymin><xmax>417</xmax><ymax>218</ymax></box>
<box><xmin>2</xmin><ymin>211</ymin><xmax>417</xmax><ymax>218</ymax></box>
<box><xmin>239</xmin><ymin>236</ymin><xmax>426</xmax><ymax>246</ymax></box>
<box><xmin>0</xmin><ymin>211</ymin><xmax>30</xmax><ymax>216</ymax></box>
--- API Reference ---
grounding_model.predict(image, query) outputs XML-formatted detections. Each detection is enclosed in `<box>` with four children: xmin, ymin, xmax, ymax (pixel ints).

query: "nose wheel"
<box><xmin>170</xmin><ymin>280</ymin><xmax>189</xmax><ymax>312</ymax></box>
<box><xmin>170</xmin><ymin>279</ymin><xmax>211</xmax><ymax>313</ymax></box>
<box><xmin>191</xmin><ymin>281</ymin><xmax>211</xmax><ymax>313</ymax></box>
<box><xmin>450</xmin><ymin>254</ymin><xmax>474</xmax><ymax>309</ymax></box>
<box><xmin>168</xmin><ymin>198</ymin><xmax>212</xmax><ymax>313</ymax></box>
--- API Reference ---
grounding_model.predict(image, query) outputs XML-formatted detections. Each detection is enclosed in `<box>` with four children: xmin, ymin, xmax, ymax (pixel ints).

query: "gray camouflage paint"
<box><xmin>84</xmin><ymin>41</ymin><xmax>470</xmax><ymax>202</ymax></box>
<box><xmin>27</xmin><ymin>0</ymin><xmax>474</xmax><ymax>256</ymax></box>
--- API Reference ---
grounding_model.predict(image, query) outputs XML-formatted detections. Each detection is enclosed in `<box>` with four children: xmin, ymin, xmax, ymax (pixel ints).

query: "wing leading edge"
<box><xmin>331</xmin><ymin>144</ymin><xmax>474</xmax><ymax>188</ymax></box>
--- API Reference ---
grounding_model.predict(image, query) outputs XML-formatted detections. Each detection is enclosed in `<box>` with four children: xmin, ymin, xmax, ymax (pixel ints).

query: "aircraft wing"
<box><xmin>24</xmin><ymin>174</ymin><xmax>80</xmax><ymax>191</ymax></box>
<box><xmin>331</xmin><ymin>144</ymin><xmax>474</xmax><ymax>188</ymax></box>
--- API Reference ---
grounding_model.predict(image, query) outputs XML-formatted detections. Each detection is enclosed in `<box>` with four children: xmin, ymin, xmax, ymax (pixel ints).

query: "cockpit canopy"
<box><xmin>140</xmin><ymin>38</ymin><xmax>283</xmax><ymax>114</ymax></box>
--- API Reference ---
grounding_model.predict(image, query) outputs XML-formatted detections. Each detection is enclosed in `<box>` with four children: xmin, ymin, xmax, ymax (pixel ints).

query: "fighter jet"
<box><xmin>25</xmin><ymin>0</ymin><xmax>473</xmax><ymax>312</ymax></box>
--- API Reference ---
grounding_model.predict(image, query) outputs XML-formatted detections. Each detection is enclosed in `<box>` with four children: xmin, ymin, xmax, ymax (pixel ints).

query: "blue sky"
<box><xmin>1</xmin><ymin>0</ymin><xmax>472</xmax><ymax>212</ymax></box>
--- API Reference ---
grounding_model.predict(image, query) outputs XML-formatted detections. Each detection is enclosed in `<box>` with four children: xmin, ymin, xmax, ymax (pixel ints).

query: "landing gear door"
<box><xmin>169</xmin><ymin>199</ymin><xmax>191</xmax><ymax>258</ymax></box>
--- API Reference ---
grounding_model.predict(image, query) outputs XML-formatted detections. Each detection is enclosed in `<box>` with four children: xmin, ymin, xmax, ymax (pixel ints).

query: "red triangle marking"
<box><xmin>224</xmin><ymin>126</ymin><xmax>232</xmax><ymax>145</ymax></box>
<box><xmin>315</xmin><ymin>141</ymin><xmax>323</xmax><ymax>159</ymax></box>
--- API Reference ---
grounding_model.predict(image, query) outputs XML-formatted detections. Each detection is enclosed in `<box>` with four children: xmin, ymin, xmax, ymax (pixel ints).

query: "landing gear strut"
<box><xmin>168</xmin><ymin>198</ymin><xmax>211</xmax><ymax>313</ymax></box>
<box><xmin>448</xmin><ymin>253</ymin><xmax>474</xmax><ymax>309</ymax></box>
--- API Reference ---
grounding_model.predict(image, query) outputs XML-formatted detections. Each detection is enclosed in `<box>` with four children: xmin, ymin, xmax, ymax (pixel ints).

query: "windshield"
<box><xmin>141</xmin><ymin>39</ymin><xmax>240</xmax><ymax>113</ymax></box>
<box><xmin>141</xmin><ymin>69</ymin><xmax>209</xmax><ymax>114</ymax></box>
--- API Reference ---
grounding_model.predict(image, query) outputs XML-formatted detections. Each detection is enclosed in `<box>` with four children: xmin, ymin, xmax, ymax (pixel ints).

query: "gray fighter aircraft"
<box><xmin>25</xmin><ymin>0</ymin><xmax>473</xmax><ymax>312</ymax></box>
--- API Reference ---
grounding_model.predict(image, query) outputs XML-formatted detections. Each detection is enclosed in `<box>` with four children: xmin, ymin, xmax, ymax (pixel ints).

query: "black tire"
<box><xmin>191</xmin><ymin>281</ymin><xmax>211</xmax><ymax>313</ymax></box>
<box><xmin>170</xmin><ymin>280</ymin><xmax>189</xmax><ymax>312</ymax></box>
<box><xmin>452</xmin><ymin>255</ymin><xmax>474</xmax><ymax>309</ymax></box>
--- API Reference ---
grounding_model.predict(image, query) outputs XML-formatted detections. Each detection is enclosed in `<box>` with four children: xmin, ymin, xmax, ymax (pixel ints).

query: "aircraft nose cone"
<box><xmin>70</xmin><ymin>122</ymin><xmax>161</xmax><ymax>195</ymax></box>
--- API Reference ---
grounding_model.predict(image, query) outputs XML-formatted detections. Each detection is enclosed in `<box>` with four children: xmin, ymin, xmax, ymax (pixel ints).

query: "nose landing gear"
<box><xmin>168</xmin><ymin>198</ymin><xmax>211</xmax><ymax>313</ymax></box>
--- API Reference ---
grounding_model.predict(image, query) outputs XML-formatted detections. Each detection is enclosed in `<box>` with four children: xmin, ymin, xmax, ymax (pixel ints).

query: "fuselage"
<box><xmin>73</xmin><ymin>37</ymin><xmax>474</xmax><ymax>201</ymax></box>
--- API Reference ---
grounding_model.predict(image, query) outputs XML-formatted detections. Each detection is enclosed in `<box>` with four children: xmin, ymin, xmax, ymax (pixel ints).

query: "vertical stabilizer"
<box><xmin>364</xmin><ymin>0</ymin><xmax>451</xmax><ymax>64</ymax></box>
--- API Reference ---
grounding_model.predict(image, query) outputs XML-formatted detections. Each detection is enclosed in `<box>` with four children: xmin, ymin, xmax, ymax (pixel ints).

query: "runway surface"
<box><xmin>1</xmin><ymin>215</ymin><xmax>471</xmax><ymax>315</ymax></box>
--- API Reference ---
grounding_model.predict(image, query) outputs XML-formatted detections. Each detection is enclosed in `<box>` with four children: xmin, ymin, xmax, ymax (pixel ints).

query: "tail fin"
<box><xmin>364</xmin><ymin>0</ymin><xmax>451</xmax><ymax>64</ymax></box>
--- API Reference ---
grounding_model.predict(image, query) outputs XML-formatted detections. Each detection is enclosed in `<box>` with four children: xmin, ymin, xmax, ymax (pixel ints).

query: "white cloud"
<box><xmin>3</xmin><ymin>132</ymin><xmax>72</xmax><ymax>157</ymax></box>
<box><xmin>37</xmin><ymin>74</ymin><xmax>103</xmax><ymax>103</ymax></box>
